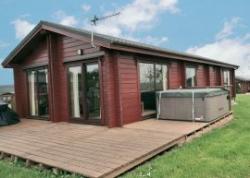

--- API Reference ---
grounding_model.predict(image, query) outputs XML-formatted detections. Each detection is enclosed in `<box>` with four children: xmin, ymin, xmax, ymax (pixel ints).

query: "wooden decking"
<box><xmin>0</xmin><ymin>113</ymin><xmax>233</xmax><ymax>178</ymax></box>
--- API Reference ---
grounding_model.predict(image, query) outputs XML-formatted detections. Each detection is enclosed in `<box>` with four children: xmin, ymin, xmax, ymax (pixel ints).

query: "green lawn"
<box><xmin>122</xmin><ymin>95</ymin><xmax>250</xmax><ymax>178</ymax></box>
<box><xmin>0</xmin><ymin>95</ymin><xmax>249</xmax><ymax>178</ymax></box>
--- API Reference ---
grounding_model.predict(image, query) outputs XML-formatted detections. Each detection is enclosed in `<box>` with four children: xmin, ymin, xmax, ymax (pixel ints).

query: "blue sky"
<box><xmin>1</xmin><ymin>0</ymin><xmax>250</xmax><ymax>85</ymax></box>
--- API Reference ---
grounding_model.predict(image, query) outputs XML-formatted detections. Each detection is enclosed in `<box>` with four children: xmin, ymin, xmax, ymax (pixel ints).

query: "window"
<box><xmin>86</xmin><ymin>63</ymin><xmax>100</xmax><ymax>118</ymax></box>
<box><xmin>139</xmin><ymin>63</ymin><xmax>168</xmax><ymax>91</ymax></box>
<box><xmin>27</xmin><ymin>68</ymin><xmax>48</xmax><ymax>117</ymax></box>
<box><xmin>185</xmin><ymin>66</ymin><xmax>197</xmax><ymax>88</ymax></box>
<box><xmin>155</xmin><ymin>64</ymin><xmax>168</xmax><ymax>90</ymax></box>
<box><xmin>68</xmin><ymin>63</ymin><xmax>100</xmax><ymax>119</ymax></box>
<box><xmin>223</xmin><ymin>70</ymin><xmax>230</xmax><ymax>86</ymax></box>
<box><xmin>139</xmin><ymin>63</ymin><xmax>155</xmax><ymax>91</ymax></box>
<box><xmin>68</xmin><ymin>66</ymin><xmax>83</xmax><ymax>118</ymax></box>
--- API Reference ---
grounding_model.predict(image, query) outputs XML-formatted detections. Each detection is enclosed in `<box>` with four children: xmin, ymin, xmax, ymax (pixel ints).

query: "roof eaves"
<box><xmin>2</xmin><ymin>22</ymin><xmax>44</xmax><ymax>68</ymax></box>
<box><xmin>110</xmin><ymin>40</ymin><xmax>239</xmax><ymax>69</ymax></box>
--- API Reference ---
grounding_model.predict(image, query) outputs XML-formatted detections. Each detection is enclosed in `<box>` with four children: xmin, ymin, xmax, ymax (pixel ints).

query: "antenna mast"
<box><xmin>90</xmin><ymin>12</ymin><xmax>120</xmax><ymax>48</ymax></box>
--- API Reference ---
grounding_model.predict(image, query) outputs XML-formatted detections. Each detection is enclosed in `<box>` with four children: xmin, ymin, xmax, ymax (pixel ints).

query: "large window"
<box><xmin>185</xmin><ymin>66</ymin><xmax>197</xmax><ymax>88</ymax></box>
<box><xmin>223</xmin><ymin>70</ymin><xmax>230</xmax><ymax>86</ymax></box>
<box><xmin>68</xmin><ymin>63</ymin><xmax>100</xmax><ymax>120</ymax></box>
<box><xmin>27</xmin><ymin>68</ymin><xmax>49</xmax><ymax>117</ymax></box>
<box><xmin>139</xmin><ymin>63</ymin><xmax>168</xmax><ymax>91</ymax></box>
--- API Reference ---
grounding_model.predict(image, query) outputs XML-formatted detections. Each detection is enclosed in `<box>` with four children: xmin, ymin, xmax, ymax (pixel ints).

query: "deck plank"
<box><xmin>0</xmin><ymin>114</ymin><xmax>232</xmax><ymax>178</ymax></box>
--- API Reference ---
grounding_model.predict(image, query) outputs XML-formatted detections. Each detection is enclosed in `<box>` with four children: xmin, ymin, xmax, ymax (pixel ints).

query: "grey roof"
<box><xmin>0</xmin><ymin>85</ymin><xmax>14</xmax><ymax>95</ymax></box>
<box><xmin>235</xmin><ymin>76</ymin><xmax>250</xmax><ymax>82</ymax></box>
<box><xmin>2</xmin><ymin>20</ymin><xmax>239</xmax><ymax>69</ymax></box>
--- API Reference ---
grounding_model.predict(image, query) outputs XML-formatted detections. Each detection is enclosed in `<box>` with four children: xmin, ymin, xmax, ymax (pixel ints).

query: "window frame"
<box><xmin>185</xmin><ymin>65</ymin><xmax>197</xmax><ymax>88</ymax></box>
<box><xmin>66</xmin><ymin>58</ymin><xmax>103</xmax><ymax>125</ymax></box>
<box><xmin>26</xmin><ymin>66</ymin><xmax>49</xmax><ymax>119</ymax></box>
<box><xmin>223</xmin><ymin>69</ymin><xmax>231</xmax><ymax>86</ymax></box>
<box><xmin>138</xmin><ymin>60</ymin><xmax>169</xmax><ymax>92</ymax></box>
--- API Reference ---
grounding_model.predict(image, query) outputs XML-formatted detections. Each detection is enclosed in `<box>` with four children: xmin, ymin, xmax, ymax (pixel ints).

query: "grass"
<box><xmin>122</xmin><ymin>95</ymin><xmax>250</xmax><ymax>178</ymax></box>
<box><xmin>0</xmin><ymin>95</ymin><xmax>249</xmax><ymax>178</ymax></box>
<box><xmin>0</xmin><ymin>159</ymin><xmax>82</xmax><ymax>178</ymax></box>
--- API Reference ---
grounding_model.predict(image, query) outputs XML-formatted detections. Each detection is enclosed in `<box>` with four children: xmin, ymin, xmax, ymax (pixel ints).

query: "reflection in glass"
<box><xmin>37</xmin><ymin>69</ymin><xmax>49</xmax><ymax>116</ymax></box>
<box><xmin>139</xmin><ymin>62</ymin><xmax>168</xmax><ymax>113</ymax></box>
<box><xmin>155</xmin><ymin>64</ymin><xmax>168</xmax><ymax>90</ymax></box>
<box><xmin>68</xmin><ymin>66</ymin><xmax>83</xmax><ymax>118</ymax></box>
<box><xmin>28</xmin><ymin>71</ymin><xmax>38</xmax><ymax>116</ymax></box>
<box><xmin>223</xmin><ymin>70</ymin><xmax>230</xmax><ymax>86</ymax></box>
<box><xmin>186</xmin><ymin>66</ymin><xmax>196</xmax><ymax>88</ymax></box>
<box><xmin>86</xmin><ymin>63</ymin><xmax>100</xmax><ymax>119</ymax></box>
<box><xmin>139</xmin><ymin>63</ymin><xmax>155</xmax><ymax>91</ymax></box>
<box><xmin>139</xmin><ymin>63</ymin><xmax>168</xmax><ymax>91</ymax></box>
<box><xmin>27</xmin><ymin>68</ymin><xmax>48</xmax><ymax>117</ymax></box>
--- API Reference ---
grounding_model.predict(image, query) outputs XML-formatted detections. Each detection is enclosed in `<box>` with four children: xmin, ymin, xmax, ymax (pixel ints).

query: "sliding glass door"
<box><xmin>68</xmin><ymin>62</ymin><xmax>100</xmax><ymax>122</ymax></box>
<box><xmin>27</xmin><ymin>68</ymin><xmax>49</xmax><ymax>118</ymax></box>
<box><xmin>139</xmin><ymin>62</ymin><xmax>168</xmax><ymax>116</ymax></box>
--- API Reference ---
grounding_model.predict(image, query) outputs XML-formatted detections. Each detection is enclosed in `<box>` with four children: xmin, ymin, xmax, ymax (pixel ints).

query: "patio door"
<box><xmin>139</xmin><ymin>62</ymin><xmax>168</xmax><ymax>117</ymax></box>
<box><xmin>27</xmin><ymin>68</ymin><xmax>49</xmax><ymax>118</ymax></box>
<box><xmin>68</xmin><ymin>62</ymin><xmax>101</xmax><ymax>123</ymax></box>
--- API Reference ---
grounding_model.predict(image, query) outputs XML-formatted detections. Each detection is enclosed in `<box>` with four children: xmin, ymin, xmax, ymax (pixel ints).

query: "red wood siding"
<box><xmin>13</xmin><ymin>66</ymin><xmax>28</xmax><ymax>117</ymax></box>
<box><xmin>101</xmin><ymin>52</ymin><xmax>121</xmax><ymax>127</ymax></box>
<box><xmin>117</xmin><ymin>55</ymin><xmax>141</xmax><ymax>124</ymax></box>
<box><xmin>209</xmin><ymin>66</ymin><xmax>222</xmax><ymax>86</ymax></box>
<box><xmin>59</xmin><ymin>36</ymin><xmax>99</xmax><ymax>59</ymax></box>
<box><xmin>197</xmin><ymin>65</ymin><xmax>209</xmax><ymax>87</ymax></box>
<box><xmin>22</xmin><ymin>38</ymin><xmax>48</xmax><ymax>67</ymax></box>
<box><xmin>236</xmin><ymin>80</ymin><xmax>250</xmax><ymax>93</ymax></box>
<box><xmin>169</xmin><ymin>61</ymin><xmax>184</xmax><ymax>89</ymax></box>
<box><xmin>48</xmin><ymin>35</ymin><xmax>69</xmax><ymax>122</ymax></box>
<box><xmin>11</xmin><ymin>32</ymin><xmax>237</xmax><ymax>127</ymax></box>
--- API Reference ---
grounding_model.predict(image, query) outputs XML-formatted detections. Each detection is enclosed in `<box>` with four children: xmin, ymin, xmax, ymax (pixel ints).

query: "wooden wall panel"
<box><xmin>13</xmin><ymin>66</ymin><xmax>28</xmax><ymax>117</ymax></box>
<box><xmin>117</xmin><ymin>55</ymin><xmax>141</xmax><ymax>125</ymax></box>
<box><xmin>197</xmin><ymin>65</ymin><xmax>209</xmax><ymax>87</ymax></box>
<box><xmin>22</xmin><ymin>38</ymin><xmax>48</xmax><ymax>67</ymax></box>
<box><xmin>209</xmin><ymin>66</ymin><xmax>222</xmax><ymax>86</ymax></box>
<box><xmin>169</xmin><ymin>61</ymin><xmax>184</xmax><ymax>89</ymax></box>
<box><xmin>59</xmin><ymin>36</ymin><xmax>99</xmax><ymax>59</ymax></box>
<box><xmin>48</xmin><ymin>35</ymin><xmax>70</xmax><ymax>122</ymax></box>
<box><xmin>101</xmin><ymin>52</ymin><xmax>120</xmax><ymax>127</ymax></box>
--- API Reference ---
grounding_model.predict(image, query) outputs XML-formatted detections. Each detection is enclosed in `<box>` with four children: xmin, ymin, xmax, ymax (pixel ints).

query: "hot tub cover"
<box><xmin>0</xmin><ymin>100</ymin><xmax>20</xmax><ymax>126</ymax></box>
<box><xmin>157</xmin><ymin>88</ymin><xmax>229</xmax><ymax>98</ymax></box>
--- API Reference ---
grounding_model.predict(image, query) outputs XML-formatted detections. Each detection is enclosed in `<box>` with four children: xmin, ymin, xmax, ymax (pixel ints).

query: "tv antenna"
<box><xmin>90</xmin><ymin>12</ymin><xmax>120</xmax><ymax>47</ymax></box>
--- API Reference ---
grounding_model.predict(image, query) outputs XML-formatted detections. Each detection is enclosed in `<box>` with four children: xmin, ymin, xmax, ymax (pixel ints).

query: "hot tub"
<box><xmin>156</xmin><ymin>88</ymin><xmax>230</xmax><ymax>122</ymax></box>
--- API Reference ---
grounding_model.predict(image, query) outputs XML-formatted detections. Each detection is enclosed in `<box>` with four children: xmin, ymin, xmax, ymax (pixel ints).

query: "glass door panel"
<box><xmin>27</xmin><ymin>68</ymin><xmax>49</xmax><ymax>118</ymax></box>
<box><xmin>68</xmin><ymin>66</ymin><xmax>83</xmax><ymax>118</ymax></box>
<box><xmin>28</xmin><ymin>71</ymin><xmax>38</xmax><ymax>116</ymax></box>
<box><xmin>37</xmin><ymin>69</ymin><xmax>49</xmax><ymax>117</ymax></box>
<box><xmin>86</xmin><ymin>63</ymin><xmax>100</xmax><ymax>119</ymax></box>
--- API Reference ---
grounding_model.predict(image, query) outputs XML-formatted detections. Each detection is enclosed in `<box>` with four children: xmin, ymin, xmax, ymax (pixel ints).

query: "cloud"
<box><xmin>85</xmin><ymin>0</ymin><xmax>179</xmax><ymax>37</ymax></box>
<box><xmin>12</xmin><ymin>19</ymin><xmax>35</xmax><ymax>39</ymax></box>
<box><xmin>216</xmin><ymin>17</ymin><xmax>241</xmax><ymax>40</ymax></box>
<box><xmin>0</xmin><ymin>41</ymin><xmax>9</xmax><ymax>49</ymax></box>
<box><xmin>82</xmin><ymin>4</ymin><xmax>91</xmax><ymax>12</ymax></box>
<box><xmin>143</xmin><ymin>35</ymin><xmax>168</xmax><ymax>46</ymax></box>
<box><xmin>187</xmin><ymin>17</ymin><xmax>250</xmax><ymax>79</ymax></box>
<box><xmin>54</xmin><ymin>10</ymin><xmax>78</xmax><ymax>27</ymax></box>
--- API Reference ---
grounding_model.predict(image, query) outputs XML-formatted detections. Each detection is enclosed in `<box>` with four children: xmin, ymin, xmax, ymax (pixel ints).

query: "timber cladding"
<box><xmin>4</xmin><ymin>21</ymin><xmax>238</xmax><ymax>127</ymax></box>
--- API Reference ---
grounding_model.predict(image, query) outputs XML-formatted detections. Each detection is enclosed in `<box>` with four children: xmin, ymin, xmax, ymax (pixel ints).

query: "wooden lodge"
<box><xmin>2</xmin><ymin>21</ymin><xmax>238</xmax><ymax>127</ymax></box>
